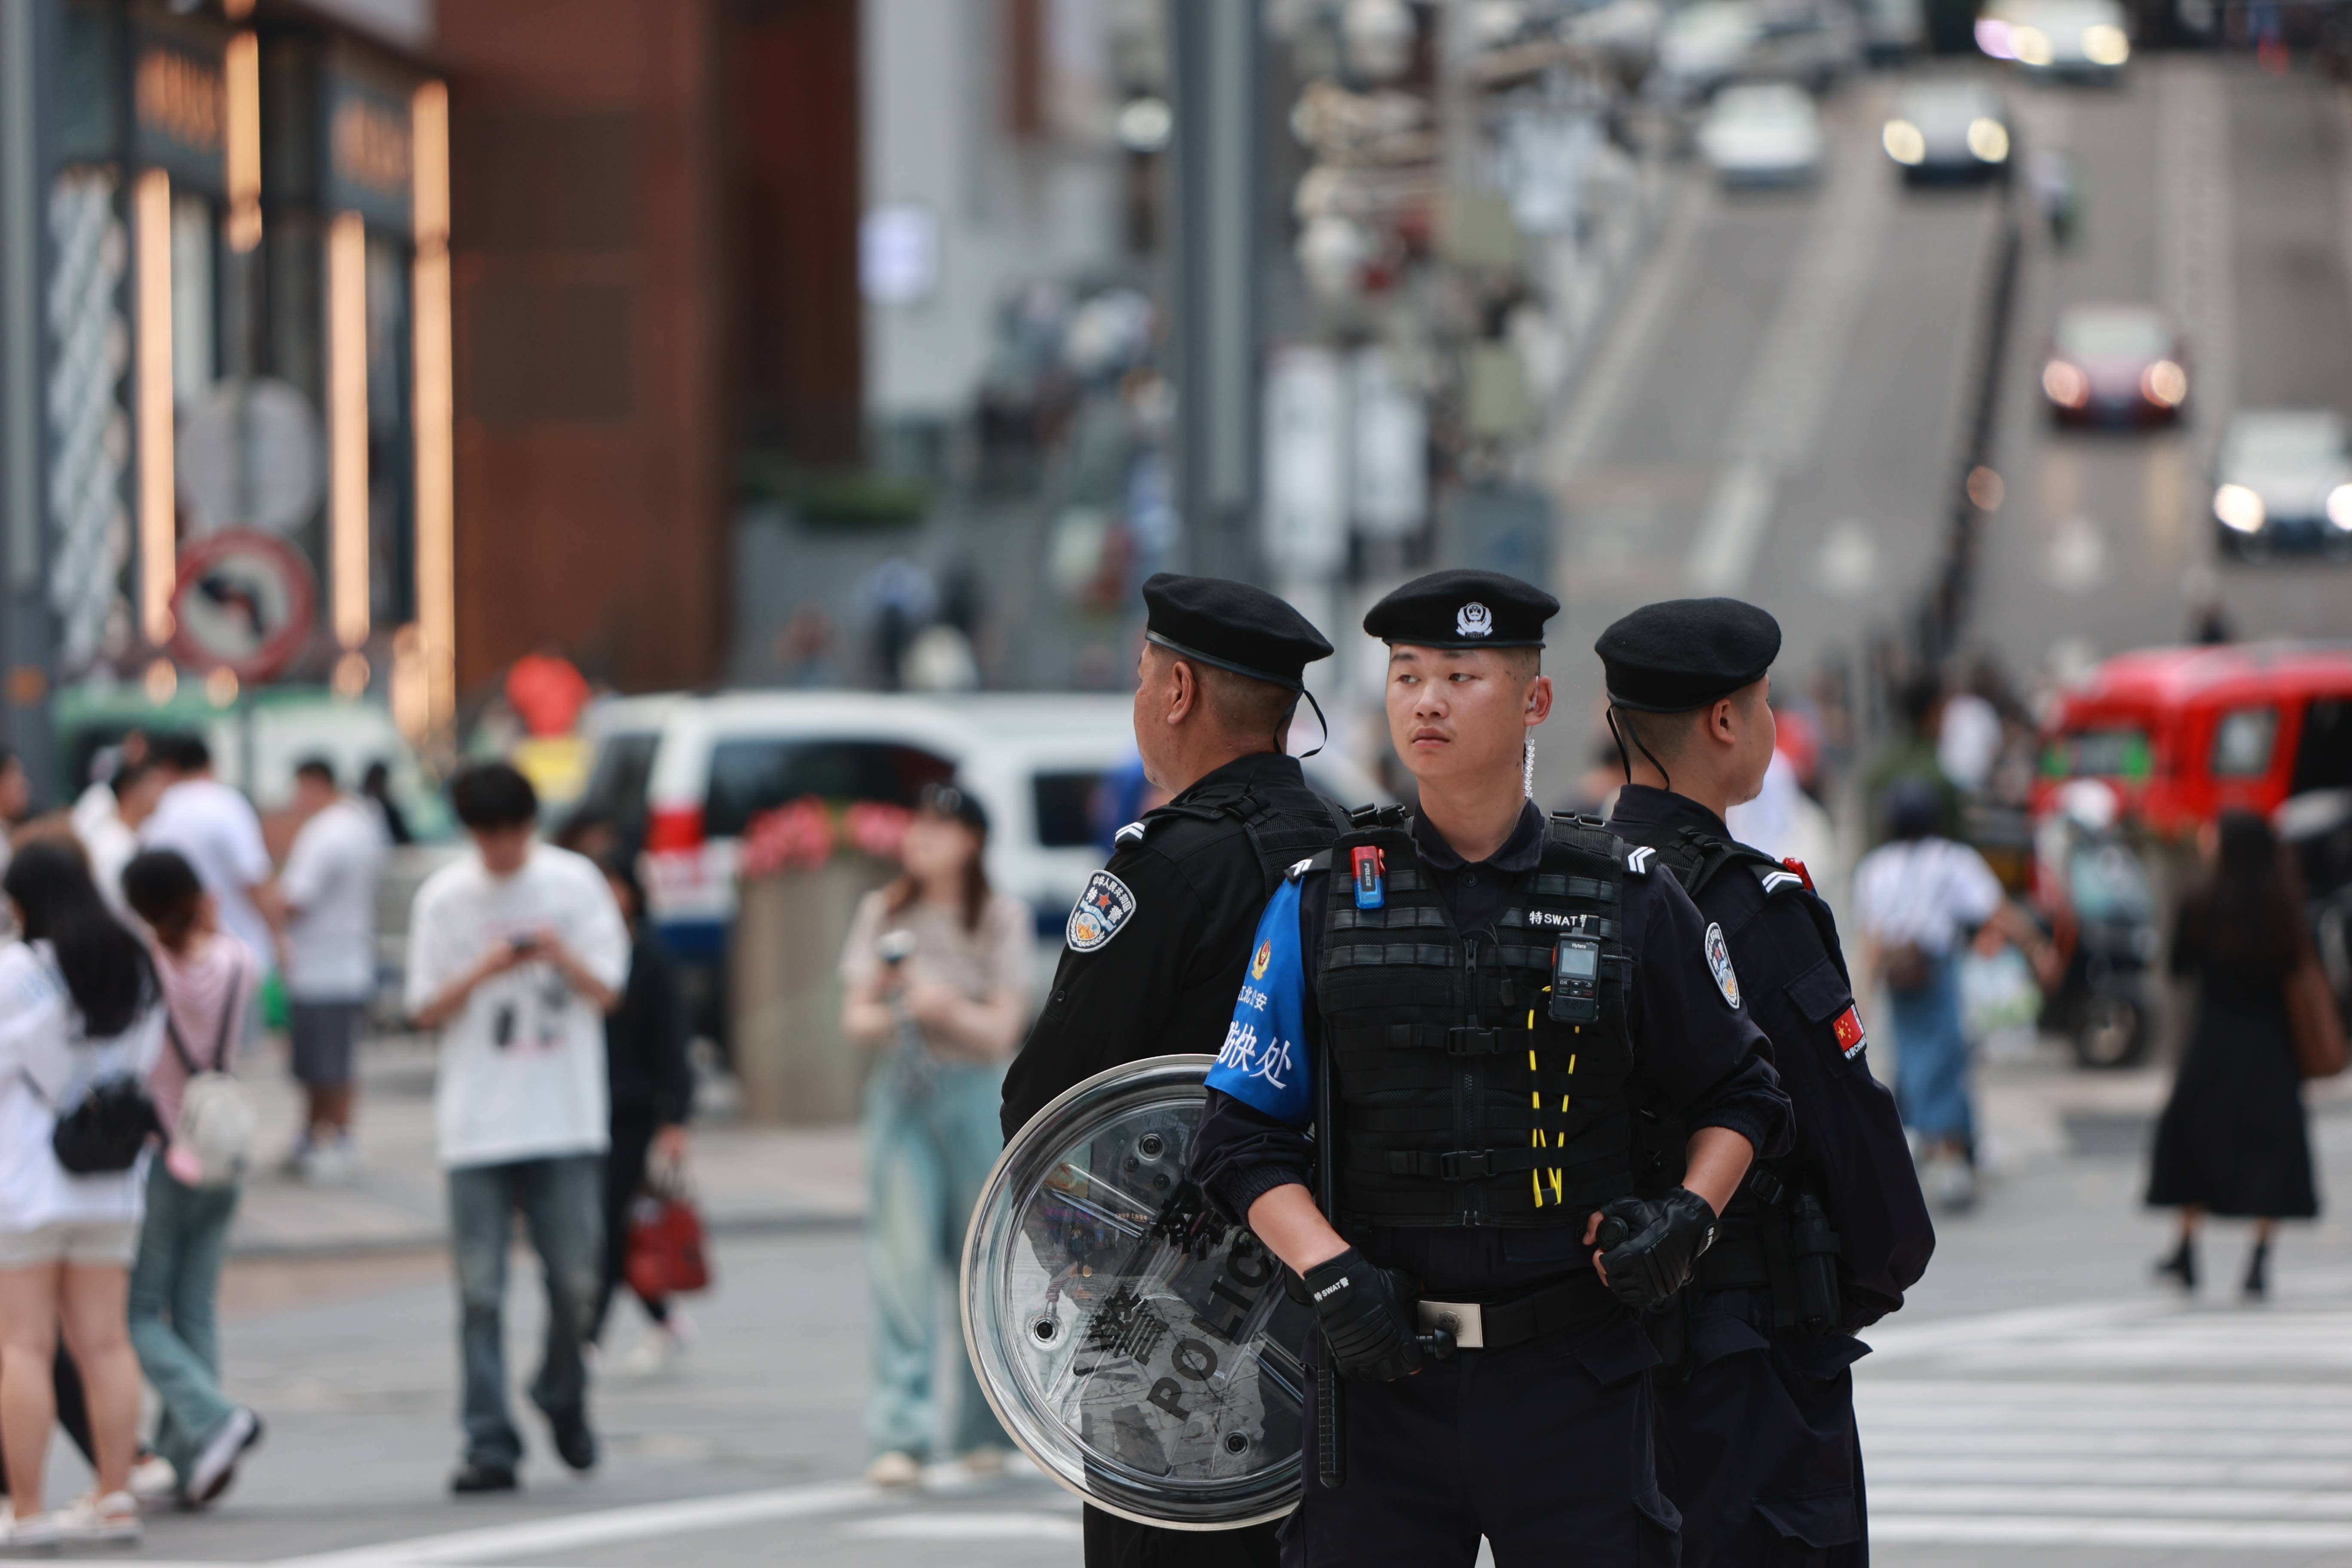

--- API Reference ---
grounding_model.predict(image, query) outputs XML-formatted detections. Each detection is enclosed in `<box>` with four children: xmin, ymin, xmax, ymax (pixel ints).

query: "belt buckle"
<box><xmin>1444</xmin><ymin>1026</ymin><xmax>1500</xmax><ymax>1056</ymax></box>
<box><xmin>1417</xmin><ymin>1298</ymin><xmax>1485</xmax><ymax>1350</ymax></box>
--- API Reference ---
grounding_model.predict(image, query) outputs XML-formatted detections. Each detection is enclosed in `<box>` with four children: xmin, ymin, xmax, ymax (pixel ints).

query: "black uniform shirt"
<box><xmin>1605</xmin><ymin>784</ymin><xmax>1932</xmax><ymax>1327</ymax></box>
<box><xmin>1000</xmin><ymin>750</ymin><xmax>1327</xmax><ymax>1140</ymax></box>
<box><xmin>1190</xmin><ymin>800</ymin><xmax>1792</xmax><ymax>1305</ymax></box>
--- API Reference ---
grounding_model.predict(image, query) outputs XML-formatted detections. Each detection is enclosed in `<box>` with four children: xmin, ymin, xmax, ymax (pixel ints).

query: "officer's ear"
<box><xmin>1523</xmin><ymin>674</ymin><xmax>1554</xmax><ymax>726</ymax></box>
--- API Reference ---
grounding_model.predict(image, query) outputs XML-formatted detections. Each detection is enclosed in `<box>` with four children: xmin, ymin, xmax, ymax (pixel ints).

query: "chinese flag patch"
<box><xmin>1833</xmin><ymin>1005</ymin><xmax>1868</xmax><ymax>1060</ymax></box>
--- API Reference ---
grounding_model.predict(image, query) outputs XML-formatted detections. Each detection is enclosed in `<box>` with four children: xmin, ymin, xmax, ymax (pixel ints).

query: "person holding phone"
<box><xmin>840</xmin><ymin>784</ymin><xmax>1035</xmax><ymax>1488</ymax></box>
<box><xmin>406</xmin><ymin>764</ymin><xmax>629</xmax><ymax>1496</ymax></box>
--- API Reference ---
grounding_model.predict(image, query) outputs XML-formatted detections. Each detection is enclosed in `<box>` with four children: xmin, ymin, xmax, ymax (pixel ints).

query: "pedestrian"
<box><xmin>0</xmin><ymin>841</ymin><xmax>166</xmax><ymax>1547</ymax></box>
<box><xmin>1188</xmin><ymin>570</ymin><xmax>1792</xmax><ymax>1565</ymax></box>
<box><xmin>77</xmin><ymin>760</ymin><xmax>163</xmax><ymax>923</ymax></box>
<box><xmin>842</xmin><ymin>783</ymin><xmax>1032</xmax><ymax>1487</ymax></box>
<box><xmin>1853</xmin><ymin>781</ymin><xmax>2040</xmax><ymax>1210</ymax></box>
<box><xmin>997</xmin><ymin>573</ymin><xmax>1345</xmax><ymax>1568</ymax></box>
<box><xmin>2147</xmin><ymin>810</ymin><xmax>2319</xmax><ymax>1299</ymax></box>
<box><xmin>119</xmin><ymin>849</ymin><xmax>266</xmax><ymax>1508</ymax></box>
<box><xmin>588</xmin><ymin>854</ymin><xmax>693</xmax><ymax>1371</ymax></box>
<box><xmin>278</xmin><ymin>758</ymin><xmax>386</xmax><ymax>1180</ymax></box>
<box><xmin>361</xmin><ymin>761</ymin><xmax>413</xmax><ymax>848</ymax></box>
<box><xmin>0</xmin><ymin>747</ymin><xmax>31</xmax><ymax>881</ymax></box>
<box><xmin>405</xmin><ymin>762</ymin><xmax>629</xmax><ymax>1494</ymax></box>
<box><xmin>139</xmin><ymin>735</ymin><xmax>278</xmax><ymax>983</ymax></box>
<box><xmin>1599</xmin><ymin>597</ymin><xmax>1934</xmax><ymax>1566</ymax></box>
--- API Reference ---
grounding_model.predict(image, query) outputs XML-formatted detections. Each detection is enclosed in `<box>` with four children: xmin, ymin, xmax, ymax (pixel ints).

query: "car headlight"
<box><xmin>2142</xmin><ymin>361</ymin><xmax>2188</xmax><ymax>407</ymax></box>
<box><xmin>2328</xmin><ymin>484</ymin><xmax>2352</xmax><ymax>530</ymax></box>
<box><xmin>2013</xmin><ymin>24</ymin><xmax>2053</xmax><ymax>63</ymax></box>
<box><xmin>1968</xmin><ymin>117</ymin><xmax>2011</xmax><ymax>162</ymax></box>
<box><xmin>2043</xmin><ymin>361</ymin><xmax>2091</xmax><ymax>407</ymax></box>
<box><xmin>2214</xmin><ymin>483</ymin><xmax>2266</xmax><ymax>533</ymax></box>
<box><xmin>1883</xmin><ymin>119</ymin><xmax>1926</xmax><ymax>165</ymax></box>
<box><xmin>2082</xmin><ymin>23</ymin><xmax>2130</xmax><ymax>63</ymax></box>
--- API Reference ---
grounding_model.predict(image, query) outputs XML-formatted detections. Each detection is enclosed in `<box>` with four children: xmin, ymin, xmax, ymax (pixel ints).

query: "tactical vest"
<box><xmin>1148</xmin><ymin>766</ymin><xmax>1352</xmax><ymax>897</ymax></box>
<box><xmin>1313</xmin><ymin>808</ymin><xmax>1638</xmax><ymax>1229</ymax></box>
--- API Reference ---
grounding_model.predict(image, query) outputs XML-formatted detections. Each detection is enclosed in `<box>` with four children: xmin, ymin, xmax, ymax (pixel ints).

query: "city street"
<box><xmin>1543</xmin><ymin>53</ymin><xmax>2352</xmax><ymax>750</ymax></box>
<box><xmin>35</xmin><ymin>1039</ymin><xmax>2351</xmax><ymax>1568</ymax></box>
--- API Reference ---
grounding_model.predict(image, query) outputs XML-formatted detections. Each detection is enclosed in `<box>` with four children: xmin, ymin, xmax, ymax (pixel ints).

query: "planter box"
<box><xmin>729</xmin><ymin>858</ymin><xmax>895</xmax><ymax>1124</ymax></box>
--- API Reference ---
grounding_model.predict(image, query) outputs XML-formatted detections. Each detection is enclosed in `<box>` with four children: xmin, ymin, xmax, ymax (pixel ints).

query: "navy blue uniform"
<box><xmin>1607</xmin><ymin>786</ymin><xmax>1933</xmax><ymax>1568</ymax></box>
<box><xmin>1190</xmin><ymin>802</ymin><xmax>1792</xmax><ymax>1567</ymax></box>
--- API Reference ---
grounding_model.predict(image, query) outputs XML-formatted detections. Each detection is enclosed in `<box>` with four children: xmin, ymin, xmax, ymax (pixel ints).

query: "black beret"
<box><xmin>1594</xmin><ymin>597</ymin><xmax>1782</xmax><ymax>713</ymax></box>
<box><xmin>1362</xmin><ymin>570</ymin><xmax>1559</xmax><ymax>649</ymax></box>
<box><xmin>1142</xmin><ymin>573</ymin><xmax>1333</xmax><ymax>692</ymax></box>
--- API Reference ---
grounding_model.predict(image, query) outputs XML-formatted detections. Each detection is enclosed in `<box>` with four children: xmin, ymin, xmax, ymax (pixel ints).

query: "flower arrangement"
<box><xmin>738</xmin><ymin>797</ymin><xmax>914</xmax><ymax>879</ymax></box>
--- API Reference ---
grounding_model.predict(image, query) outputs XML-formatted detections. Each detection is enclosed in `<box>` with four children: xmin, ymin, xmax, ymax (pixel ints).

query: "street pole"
<box><xmin>0</xmin><ymin>0</ymin><xmax>58</xmax><ymax>804</ymax></box>
<box><xmin>1170</xmin><ymin>0</ymin><xmax>1262</xmax><ymax>585</ymax></box>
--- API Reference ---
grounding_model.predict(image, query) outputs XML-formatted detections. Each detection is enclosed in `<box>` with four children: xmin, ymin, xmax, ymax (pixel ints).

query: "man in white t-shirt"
<box><xmin>406</xmin><ymin>762</ymin><xmax>627</xmax><ymax>1496</ymax></box>
<box><xmin>280</xmin><ymin>757</ymin><xmax>388</xmax><ymax>1178</ymax></box>
<box><xmin>140</xmin><ymin>735</ymin><xmax>277</xmax><ymax>969</ymax></box>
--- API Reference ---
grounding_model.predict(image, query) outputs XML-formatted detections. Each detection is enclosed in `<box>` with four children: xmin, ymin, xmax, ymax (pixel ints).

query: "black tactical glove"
<box><xmin>1301</xmin><ymin>1248</ymin><xmax>1427</xmax><ymax>1382</ymax></box>
<box><xmin>1594</xmin><ymin>1188</ymin><xmax>1720</xmax><ymax>1314</ymax></box>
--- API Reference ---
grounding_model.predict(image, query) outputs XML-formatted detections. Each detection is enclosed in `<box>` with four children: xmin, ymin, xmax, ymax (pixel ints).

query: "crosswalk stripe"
<box><xmin>1858</xmin><ymin>1297</ymin><xmax>2352</xmax><ymax>1550</ymax></box>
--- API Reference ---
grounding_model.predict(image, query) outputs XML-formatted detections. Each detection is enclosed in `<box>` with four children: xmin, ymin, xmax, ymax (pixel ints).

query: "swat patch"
<box><xmin>1066</xmin><ymin>870</ymin><xmax>1138</xmax><ymax>952</ymax></box>
<box><xmin>1704</xmin><ymin>922</ymin><xmax>1742</xmax><ymax>1009</ymax></box>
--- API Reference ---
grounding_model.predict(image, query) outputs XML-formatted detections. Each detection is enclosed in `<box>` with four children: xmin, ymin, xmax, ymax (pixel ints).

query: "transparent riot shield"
<box><xmin>961</xmin><ymin>1054</ymin><xmax>1309</xmax><ymax>1530</ymax></box>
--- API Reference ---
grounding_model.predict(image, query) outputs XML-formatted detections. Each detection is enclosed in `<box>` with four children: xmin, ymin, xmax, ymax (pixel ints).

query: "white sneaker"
<box><xmin>0</xmin><ymin>1504</ymin><xmax>61</xmax><ymax>1553</ymax></box>
<box><xmin>1935</xmin><ymin>1156</ymin><xmax>1978</xmax><ymax>1212</ymax></box>
<box><xmin>304</xmin><ymin>1136</ymin><xmax>358</xmax><ymax>1185</ymax></box>
<box><xmin>52</xmin><ymin>1492</ymin><xmax>137</xmax><ymax>1546</ymax></box>
<box><xmin>866</xmin><ymin>1451</ymin><xmax>922</xmax><ymax>1488</ymax></box>
<box><xmin>128</xmin><ymin>1453</ymin><xmax>178</xmax><ymax>1502</ymax></box>
<box><xmin>618</xmin><ymin>1328</ymin><xmax>682</xmax><ymax>1377</ymax></box>
<box><xmin>187</xmin><ymin>1407</ymin><xmax>263</xmax><ymax>1506</ymax></box>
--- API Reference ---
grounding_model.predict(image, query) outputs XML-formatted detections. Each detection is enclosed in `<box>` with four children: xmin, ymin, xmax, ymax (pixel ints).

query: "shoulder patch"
<box><xmin>1066</xmin><ymin>870</ymin><xmax>1139</xmax><ymax>952</ymax></box>
<box><xmin>1704</xmin><ymin>921</ymin><xmax>1742</xmax><ymax>1009</ymax></box>
<box><xmin>1114</xmin><ymin>820</ymin><xmax>1148</xmax><ymax>846</ymax></box>
<box><xmin>1288</xmin><ymin>857</ymin><xmax>1315</xmax><ymax>881</ymax></box>
<box><xmin>1755</xmin><ymin>865</ymin><xmax>1806</xmax><ymax>896</ymax></box>
<box><xmin>1626</xmin><ymin>845</ymin><xmax>1657</xmax><ymax>876</ymax></box>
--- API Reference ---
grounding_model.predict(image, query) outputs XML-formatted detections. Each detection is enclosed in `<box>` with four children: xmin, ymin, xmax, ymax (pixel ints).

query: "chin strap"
<box><xmin>1607</xmin><ymin>705</ymin><xmax>1672</xmax><ymax>793</ymax></box>
<box><xmin>1297</xmin><ymin>687</ymin><xmax>1329</xmax><ymax>759</ymax></box>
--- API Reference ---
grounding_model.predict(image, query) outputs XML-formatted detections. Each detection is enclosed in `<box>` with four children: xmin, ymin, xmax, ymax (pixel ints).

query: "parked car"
<box><xmin>577</xmin><ymin>690</ymin><xmax>1387</xmax><ymax>1034</ymax></box>
<box><xmin>1700</xmin><ymin>82</ymin><xmax>1825</xmax><ymax>185</ymax></box>
<box><xmin>2040</xmin><ymin>304</ymin><xmax>2188</xmax><ymax>427</ymax></box>
<box><xmin>2210</xmin><ymin>410</ymin><xmax>2352</xmax><ymax>557</ymax></box>
<box><xmin>1882</xmin><ymin>78</ymin><xmax>2013</xmax><ymax>183</ymax></box>
<box><xmin>2032</xmin><ymin>643</ymin><xmax>2352</xmax><ymax>836</ymax></box>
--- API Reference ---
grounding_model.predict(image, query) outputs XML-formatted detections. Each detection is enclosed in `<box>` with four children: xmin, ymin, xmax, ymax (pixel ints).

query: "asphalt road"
<box><xmin>1540</xmin><ymin>50</ymin><xmax>2352</xmax><ymax>786</ymax></box>
<box><xmin>55</xmin><ymin>1056</ymin><xmax>2352</xmax><ymax>1568</ymax></box>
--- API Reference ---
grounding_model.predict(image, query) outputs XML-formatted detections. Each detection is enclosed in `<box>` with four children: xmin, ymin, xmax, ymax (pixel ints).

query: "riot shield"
<box><xmin>961</xmin><ymin>1054</ymin><xmax>1309</xmax><ymax>1530</ymax></box>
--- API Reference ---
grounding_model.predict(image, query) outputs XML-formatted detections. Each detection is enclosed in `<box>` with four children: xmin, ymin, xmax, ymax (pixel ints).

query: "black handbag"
<box><xmin>21</xmin><ymin>1071</ymin><xmax>164</xmax><ymax>1175</ymax></box>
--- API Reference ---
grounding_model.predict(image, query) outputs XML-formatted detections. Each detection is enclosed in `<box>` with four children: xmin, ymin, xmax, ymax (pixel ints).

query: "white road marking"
<box><xmin>1861</xmin><ymin>1294</ymin><xmax>2352</xmax><ymax>1550</ymax></box>
<box><xmin>2046</xmin><ymin>514</ymin><xmax>2107</xmax><ymax>590</ymax></box>
<box><xmin>1816</xmin><ymin>518</ymin><xmax>1880</xmax><ymax>597</ymax></box>
<box><xmin>841</xmin><ymin>1511</ymin><xmax>1084</xmax><ymax>1540</ymax></box>
<box><xmin>2160</xmin><ymin>60</ymin><xmax>2235</xmax><ymax>485</ymax></box>
<box><xmin>1681</xmin><ymin>100</ymin><xmax>1893</xmax><ymax>593</ymax></box>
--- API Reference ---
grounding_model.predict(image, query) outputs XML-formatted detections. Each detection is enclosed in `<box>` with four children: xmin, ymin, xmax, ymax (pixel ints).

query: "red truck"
<box><xmin>2033</xmin><ymin>643</ymin><xmax>2352</xmax><ymax>836</ymax></box>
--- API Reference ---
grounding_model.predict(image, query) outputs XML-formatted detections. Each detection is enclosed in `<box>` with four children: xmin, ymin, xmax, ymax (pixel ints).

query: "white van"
<box><xmin>576</xmin><ymin>690</ymin><xmax>1384</xmax><ymax>965</ymax></box>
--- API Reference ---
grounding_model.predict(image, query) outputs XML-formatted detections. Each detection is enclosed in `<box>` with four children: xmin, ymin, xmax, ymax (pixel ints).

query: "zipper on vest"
<box><xmin>1461</xmin><ymin>932</ymin><xmax>1482</xmax><ymax>1225</ymax></box>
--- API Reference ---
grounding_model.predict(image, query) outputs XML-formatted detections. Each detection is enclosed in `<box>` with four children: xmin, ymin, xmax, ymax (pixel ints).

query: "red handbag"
<box><xmin>625</xmin><ymin>1176</ymin><xmax>711</xmax><ymax>1298</ymax></box>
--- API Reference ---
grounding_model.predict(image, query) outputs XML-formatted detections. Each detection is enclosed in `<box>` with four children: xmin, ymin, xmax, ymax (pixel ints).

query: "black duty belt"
<box><xmin>1412</xmin><ymin>1275</ymin><xmax>1614</xmax><ymax>1351</ymax></box>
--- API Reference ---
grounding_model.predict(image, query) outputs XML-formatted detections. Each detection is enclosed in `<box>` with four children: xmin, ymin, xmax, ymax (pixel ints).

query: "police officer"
<box><xmin>1186</xmin><ymin>570</ymin><xmax>1792</xmax><ymax>1566</ymax></box>
<box><xmin>1595</xmin><ymin>597</ymin><xmax>1935</xmax><ymax>1567</ymax></box>
<box><xmin>1001</xmin><ymin>572</ymin><xmax>1348</xmax><ymax>1568</ymax></box>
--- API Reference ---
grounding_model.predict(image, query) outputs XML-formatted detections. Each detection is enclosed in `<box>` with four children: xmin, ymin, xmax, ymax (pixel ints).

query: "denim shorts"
<box><xmin>0</xmin><ymin>1219</ymin><xmax>139</xmax><ymax>1267</ymax></box>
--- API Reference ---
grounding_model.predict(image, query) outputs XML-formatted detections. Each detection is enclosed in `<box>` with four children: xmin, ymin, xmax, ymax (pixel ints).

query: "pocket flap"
<box><xmin>1572</xmin><ymin>1316</ymin><xmax>1663</xmax><ymax>1387</ymax></box>
<box><xmin>1786</xmin><ymin>956</ymin><xmax>1853</xmax><ymax>1025</ymax></box>
<box><xmin>1756</xmin><ymin>1491</ymin><xmax>1860</xmax><ymax>1549</ymax></box>
<box><xmin>1685</xmin><ymin>1307</ymin><xmax>1772</xmax><ymax>1368</ymax></box>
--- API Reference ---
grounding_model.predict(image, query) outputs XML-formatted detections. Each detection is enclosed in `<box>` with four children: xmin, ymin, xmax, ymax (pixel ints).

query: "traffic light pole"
<box><xmin>0</xmin><ymin>0</ymin><xmax>58</xmax><ymax>803</ymax></box>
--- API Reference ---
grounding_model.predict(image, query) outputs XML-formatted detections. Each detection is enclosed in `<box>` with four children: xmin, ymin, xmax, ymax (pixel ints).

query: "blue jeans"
<box><xmin>1889</xmin><ymin>953</ymin><xmax>1975</xmax><ymax>1149</ymax></box>
<box><xmin>447</xmin><ymin>1153</ymin><xmax>604</xmax><ymax>1469</ymax></box>
<box><xmin>866</xmin><ymin>1060</ymin><xmax>1010</xmax><ymax>1460</ymax></box>
<box><xmin>128</xmin><ymin>1165</ymin><xmax>241</xmax><ymax>1485</ymax></box>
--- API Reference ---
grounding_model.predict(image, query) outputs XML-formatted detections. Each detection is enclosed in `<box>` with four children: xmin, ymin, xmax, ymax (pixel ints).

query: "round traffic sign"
<box><xmin>168</xmin><ymin>528</ymin><xmax>318</xmax><ymax>682</ymax></box>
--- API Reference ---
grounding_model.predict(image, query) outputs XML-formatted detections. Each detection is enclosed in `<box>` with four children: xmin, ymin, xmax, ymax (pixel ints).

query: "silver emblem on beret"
<box><xmin>1457</xmin><ymin>602</ymin><xmax>1493</xmax><ymax>638</ymax></box>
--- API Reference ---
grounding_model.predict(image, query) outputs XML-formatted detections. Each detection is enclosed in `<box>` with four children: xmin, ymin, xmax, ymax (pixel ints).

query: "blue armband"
<box><xmin>1202</xmin><ymin>879</ymin><xmax>1313</xmax><ymax>1126</ymax></box>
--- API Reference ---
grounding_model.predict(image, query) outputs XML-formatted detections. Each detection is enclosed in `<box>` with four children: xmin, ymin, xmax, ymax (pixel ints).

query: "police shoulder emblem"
<box><xmin>1456</xmin><ymin>601</ymin><xmax>1493</xmax><ymax>638</ymax></box>
<box><xmin>1250</xmin><ymin>940</ymin><xmax>1273</xmax><ymax>979</ymax></box>
<box><xmin>1704</xmin><ymin>922</ymin><xmax>1741</xmax><ymax>1009</ymax></box>
<box><xmin>1066</xmin><ymin>870</ymin><xmax>1138</xmax><ymax>952</ymax></box>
